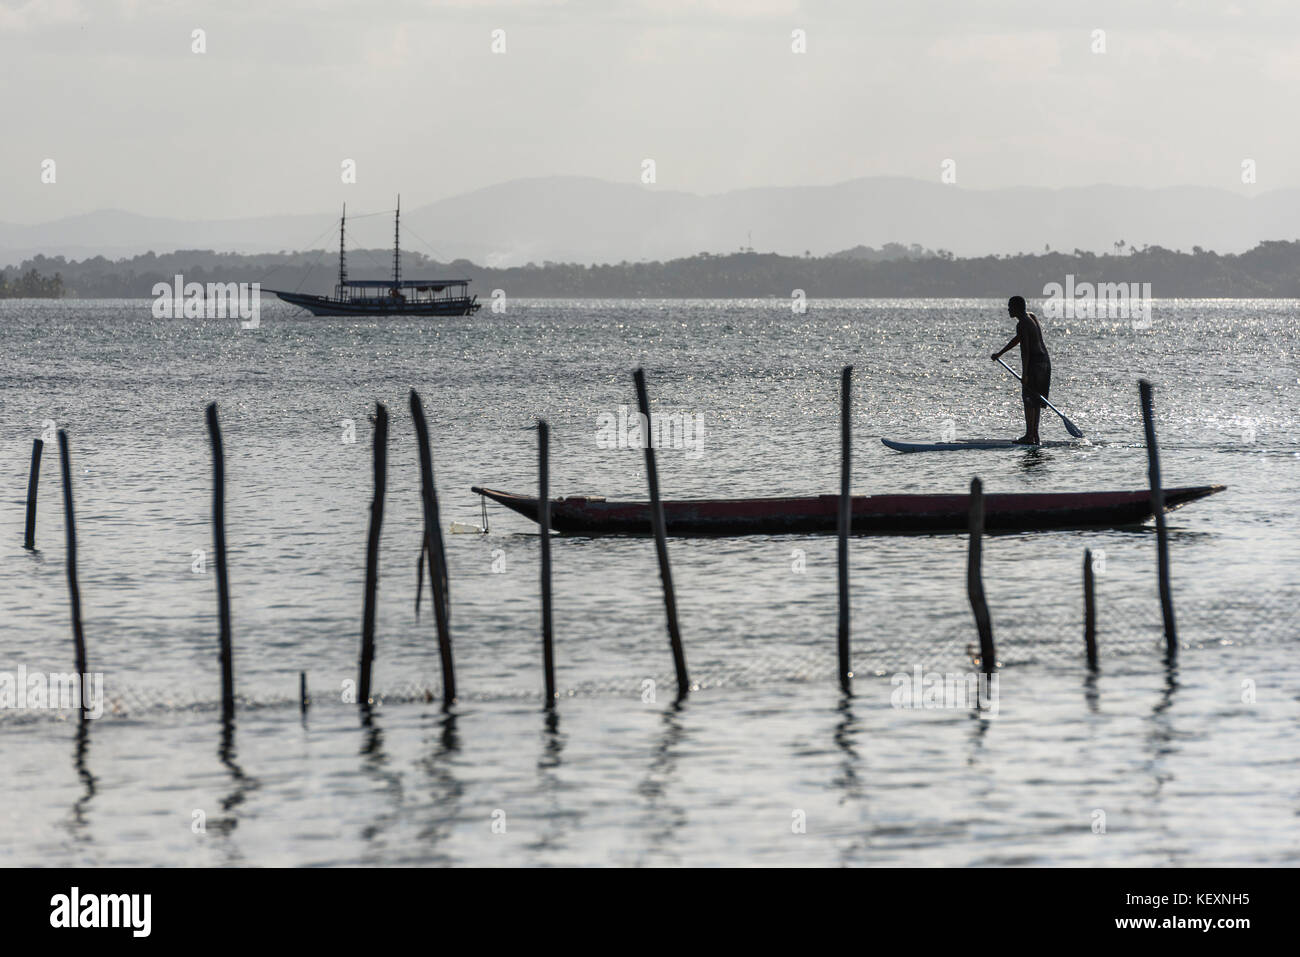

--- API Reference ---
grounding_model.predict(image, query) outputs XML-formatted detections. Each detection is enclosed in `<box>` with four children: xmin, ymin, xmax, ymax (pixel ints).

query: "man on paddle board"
<box><xmin>991</xmin><ymin>295</ymin><xmax>1051</xmax><ymax>444</ymax></box>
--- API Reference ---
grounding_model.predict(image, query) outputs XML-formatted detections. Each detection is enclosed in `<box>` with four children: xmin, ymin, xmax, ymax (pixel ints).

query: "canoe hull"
<box><xmin>470</xmin><ymin>485</ymin><xmax>1225</xmax><ymax>537</ymax></box>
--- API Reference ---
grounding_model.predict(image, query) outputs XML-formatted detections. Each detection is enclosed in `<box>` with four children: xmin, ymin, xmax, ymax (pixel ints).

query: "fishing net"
<box><xmin>3</xmin><ymin>591</ymin><xmax>1290</xmax><ymax>726</ymax></box>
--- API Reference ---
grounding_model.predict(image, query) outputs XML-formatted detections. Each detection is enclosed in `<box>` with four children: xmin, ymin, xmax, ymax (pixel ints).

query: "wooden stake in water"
<box><xmin>1083</xmin><ymin>548</ymin><xmax>1098</xmax><ymax>670</ymax></box>
<box><xmin>837</xmin><ymin>365</ymin><xmax>853</xmax><ymax>693</ymax></box>
<box><xmin>409</xmin><ymin>389</ymin><xmax>456</xmax><ymax>704</ymax></box>
<box><xmin>967</xmin><ymin>477</ymin><xmax>996</xmax><ymax>675</ymax></box>
<box><xmin>205</xmin><ymin>403</ymin><xmax>235</xmax><ymax>716</ymax></box>
<box><xmin>57</xmin><ymin>431</ymin><xmax>87</xmax><ymax>683</ymax></box>
<box><xmin>633</xmin><ymin>368</ymin><xmax>689</xmax><ymax>699</ymax></box>
<box><xmin>299</xmin><ymin>671</ymin><xmax>309</xmax><ymax>714</ymax></box>
<box><xmin>359</xmin><ymin>402</ymin><xmax>388</xmax><ymax>705</ymax></box>
<box><xmin>24</xmin><ymin>438</ymin><xmax>43</xmax><ymax>550</ymax></box>
<box><xmin>415</xmin><ymin>538</ymin><xmax>428</xmax><ymax>617</ymax></box>
<box><xmin>538</xmin><ymin>419</ymin><xmax>556</xmax><ymax>705</ymax></box>
<box><xmin>1139</xmin><ymin>380</ymin><xmax>1177</xmax><ymax>657</ymax></box>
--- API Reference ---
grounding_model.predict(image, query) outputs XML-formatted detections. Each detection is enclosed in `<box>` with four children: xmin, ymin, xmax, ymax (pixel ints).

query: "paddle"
<box><xmin>994</xmin><ymin>356</ymin><xmax>1085</xmax><ymax>439</ymax></box>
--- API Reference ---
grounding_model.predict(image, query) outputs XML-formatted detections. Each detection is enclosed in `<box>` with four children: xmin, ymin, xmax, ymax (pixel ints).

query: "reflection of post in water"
<box><xmin>963</xmin><ymin>667</ymin><xmax>998</xmax><ymax>766</ymax></box>
<box><xmin>1083</xmin><ymin>670</ymin><xmax>1100</xmax><ymax>713</ymax></box>
<box><xmin>1153</xmin><ymin>664</ymin><xmax>1179</xmax><ymax>718</ymax></box>
<box><xmin>636</xmin><ymin>701</ymin><xmax>687</xmax><ymax>862</ymax></box>
<box><xmin>67</xmin><ymin>713</ymin><xmax>97</xmax><ymax>840</ymax></box>
<box><xmin>214</xmin><ymin>711</ymin><xmax>258</xmax><ymax>840</ymax></box>
<box><xmin>1143</xmin><ymin>662</ymin><xmax>1180</xmax><ymax>798</ymax></box>
<box><xmin>360</xmin><ymin>705</ymin><xmax>384</xmax><ymax>759</ymax></box>
<box><xmin>831</xmin><ymin>693</ymin><xmax>862</xmax><ymax>801</ymax></box>
<box><xmin>358</xmin><ymin>707</ymin><xmax>406</xmax><ymax>852</ymax></box>
<box><xmin>539</xmin><ymin>707</ymin><xmax>564</xmax><ymax>772</ymax></box>
<box><xmin>832</xmin><ymin>694</ymin><xmax>870</xmax><ymax>865</ymax></box>
<box><xmin>414</xmin><ymin>711</ymin><xmax>463</xmax><ymax>856</ymax></box>
<box><xmin>435</xmin><ymin>709</ymin><xmax>460</xmax><ymax>756</ymax></box>
<box><xmin>527</xmin><ymin>708</ymin><xmax>570</xmax><ymax>859</ymax></box>
<box><xmin>965</xmin><ymin>702</ymin><xmax>993</xmax><ymax>761</ymax></box>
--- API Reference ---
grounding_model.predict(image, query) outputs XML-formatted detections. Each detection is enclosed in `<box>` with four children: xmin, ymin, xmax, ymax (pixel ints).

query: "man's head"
<box><xmin>1008</xmin><ymin>295</ymin><xmax>1027</xmax><ymax>318</ymax></box>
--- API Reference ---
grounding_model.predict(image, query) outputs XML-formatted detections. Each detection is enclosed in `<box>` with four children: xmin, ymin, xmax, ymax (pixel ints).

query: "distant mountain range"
<box><xmin>2</xmin><ymin>176</ymin><xmax>1297</xmax><ymax>267</ymax></box>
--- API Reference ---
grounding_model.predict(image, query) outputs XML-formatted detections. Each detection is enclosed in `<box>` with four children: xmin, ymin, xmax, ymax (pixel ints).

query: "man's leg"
<box><xmin>1026</xmin><ymin>401</ymin><xmax>1041</xmax><ymax>444</ymax></box>
<box><xmin>1024</xmin><ymin>361</ymin><xmax>1045</xmax><ymax>444</ymax></box>
<box><xmin>1014</xmin><ymin>392</ymin><xmax>1033</xmax><ymax>443</ymax></box>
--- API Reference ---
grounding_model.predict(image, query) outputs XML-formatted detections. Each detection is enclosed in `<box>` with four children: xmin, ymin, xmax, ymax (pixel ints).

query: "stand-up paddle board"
<box><xmin>881</xmin><ymin>437</ymin><xmax>1086</xmax><ymax>453</ymax></box>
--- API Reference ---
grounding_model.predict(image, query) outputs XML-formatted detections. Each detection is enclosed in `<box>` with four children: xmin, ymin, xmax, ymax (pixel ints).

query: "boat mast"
<box><xmin>339</xmin><ymin>203</ymin><xmax>347</xmax><ymax>289</ymax></box>
<box><xmin>392</xmin><ymin>195</ymin><xmax>401</xmax><ymax>290</ymax></box>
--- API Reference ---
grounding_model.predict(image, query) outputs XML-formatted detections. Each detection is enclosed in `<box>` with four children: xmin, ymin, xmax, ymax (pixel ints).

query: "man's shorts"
<box><xmin>1022</xmin><ymin>359</ymin><xmax>1051</xmax><ymax>409</ymax></box>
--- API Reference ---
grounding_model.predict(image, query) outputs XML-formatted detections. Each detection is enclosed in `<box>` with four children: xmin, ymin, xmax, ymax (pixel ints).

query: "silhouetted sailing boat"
<box><xmin>267</xmin><ymin>197</ymin><xmax>481</xmax><ymax>316</ymax></box>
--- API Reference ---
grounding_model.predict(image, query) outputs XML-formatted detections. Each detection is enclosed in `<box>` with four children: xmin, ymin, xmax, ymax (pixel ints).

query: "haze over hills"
<box><xmin>2</xmin><ymin>176</ymin><xmax>1296</xmax><ymax>268</ymax></box>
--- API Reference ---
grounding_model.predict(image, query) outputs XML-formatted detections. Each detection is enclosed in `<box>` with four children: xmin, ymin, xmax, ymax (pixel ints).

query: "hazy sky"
<box><xmin>3</xmin><ymin>0</ymin><xmax>1298</xmax><ymax>222</ymax></box>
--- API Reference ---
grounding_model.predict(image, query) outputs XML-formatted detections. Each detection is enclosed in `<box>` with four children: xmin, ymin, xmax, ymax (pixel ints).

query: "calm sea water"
<box><xmin>1</xmin><ymin>298</ymin><xmax>1297</xmax><ymax>866</ymax></box>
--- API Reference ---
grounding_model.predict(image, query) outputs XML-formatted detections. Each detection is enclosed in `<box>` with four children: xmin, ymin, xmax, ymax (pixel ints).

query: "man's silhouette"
<box><xmin>992</xmin><ymin>295</ymin><xmax>1051</xmax><ymax>444</ymax></box>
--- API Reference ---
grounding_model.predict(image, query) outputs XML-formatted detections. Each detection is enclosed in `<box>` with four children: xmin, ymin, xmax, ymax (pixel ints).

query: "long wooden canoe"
<box><xmin>470</xmin><ymin>485</ymin><xmax>1225</xmax><ymax>537</ymax></box>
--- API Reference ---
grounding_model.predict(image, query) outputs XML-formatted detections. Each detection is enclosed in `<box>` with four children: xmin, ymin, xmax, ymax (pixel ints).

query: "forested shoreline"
<box><xmin>0</xmin><ymin>267</ymin><xmax>65</xmax><ymax>298</ymax></box>
<box><xmin>4</xmin><ymin>240</ymin><xmax>1299</xmax><ymax>299</ymax></box>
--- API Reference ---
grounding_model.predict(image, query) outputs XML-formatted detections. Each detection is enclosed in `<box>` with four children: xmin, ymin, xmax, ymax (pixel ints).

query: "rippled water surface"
<box><xmin>1</xmin><ymin>298</ymin><xmax>1297</xmax><ymax>865</ymax></box>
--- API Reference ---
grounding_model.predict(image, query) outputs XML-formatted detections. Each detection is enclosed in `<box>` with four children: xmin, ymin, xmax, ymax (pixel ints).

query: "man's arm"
<box><xmin>992</xmin><ymin>333</ymin><xmax>1020</xmax><ymax>361</ymax></box>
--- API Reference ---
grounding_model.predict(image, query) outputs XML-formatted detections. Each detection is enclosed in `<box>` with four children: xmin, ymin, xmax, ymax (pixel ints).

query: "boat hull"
<box><xmin>267</xmin><ymin>289</ymin><xmax>480</xmax><ymax>317</ymax></box>
<box><xmin>470</xmin><ymin>485</ymin><xmax>1225</xmax><ymax>536</ymax></box>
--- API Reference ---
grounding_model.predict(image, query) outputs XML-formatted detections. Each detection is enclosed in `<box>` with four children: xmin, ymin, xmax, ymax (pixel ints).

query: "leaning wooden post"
<box><xmin>837</xmin><ymin>365</ymin><xmax>853</xmax><ymax>693</ymax></box>
<box><xmin>414</xmin><ymin>539</ymin><xmax>428</xmax><ymax>617</ymax></box>
<box><xmin>24</xmin><ymin>438</ymin><xmax>43</xmax><ymax>550</ymax></box>
<box><xmin>205</xmin><ymin>403</ymin><xmax>235</xmax><ymax>716</ymax></box>
<box><xmin>633</xmin><ymin>368</ymin><xmax>689</xmax><ymax>699</ymax></box>
<box><xmin>1139</xmin><ymin>380</ymin><xmax>1177</xmax><ymax>657</ymax></box>
<box><xmin>409</xmin><ymin>389</ymin><xmax>456</xmax><ymax>704</ymax></box>
<box><xmin>57</xmin><ymin>431</ymin><xmax>87</xmax><ymax>683</ymax></box>
<box><xmin>358</xmin><ymin>402</ymin><xmax>388</xmax><ymax>705</ymax></box>
<box><xmin>967</xmin><ymin>477</ymin><xmax>996</xmax><ymax>675</ymax></box>
<box><xmin>538</xmin><ymin>419</ymin><xmax>556</xmax><ymax>705</ymax></box>
<box><xmin>1083</xmin><ymin>548</ymin><xmax>1098</xmax><ymax>670</ymax></box>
